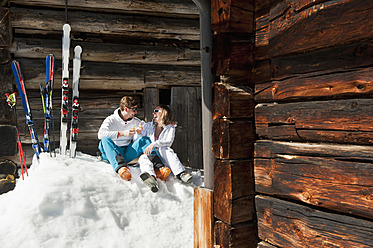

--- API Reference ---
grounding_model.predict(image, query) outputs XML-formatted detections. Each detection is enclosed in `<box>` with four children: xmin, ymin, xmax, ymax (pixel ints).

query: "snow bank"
<box><xmin>0</xmin><ymin>152</ymin><xmax>202</xmax><ymax>248</ymax></box>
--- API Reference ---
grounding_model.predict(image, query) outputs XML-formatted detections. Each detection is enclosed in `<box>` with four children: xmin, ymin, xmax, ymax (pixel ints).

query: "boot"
<box><xmin>177</xmin><ymin>171</ymin><xmax>192</xmax><ymax>184</ymax></box>
<box><xmin>140</xmin><ymin>172</ymin><xmax>159</xmax><ymax>193</ymax></box>
<box><xmin>155</xmin><ymin>166</ymin><xmax>171</xmax><ymax>181</ymax></box>
<box><xmin>118</xmin><ymin>166</ymin><xmax>131</xmax><ymax>181</ymax></box>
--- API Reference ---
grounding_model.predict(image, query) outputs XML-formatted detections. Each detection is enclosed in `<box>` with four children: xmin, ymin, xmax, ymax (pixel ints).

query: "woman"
<box><xmin>138</xmin><ymin>104</ymin><xmax>193</xmax><ymax>192</ymax></box>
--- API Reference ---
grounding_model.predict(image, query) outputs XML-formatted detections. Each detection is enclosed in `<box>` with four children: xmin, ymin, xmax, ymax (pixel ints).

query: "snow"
<box><xmin>0</xmin><ymin>152</ymin><xmax>203</xmax><ymax>248</ymax></box>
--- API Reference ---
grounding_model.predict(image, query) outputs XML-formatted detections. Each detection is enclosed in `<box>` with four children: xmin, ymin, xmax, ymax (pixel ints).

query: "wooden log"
<box><xmin>255</xmin><ymin>67</ymin><xmax>373</xmax><ymax>102</ymax></box>
<box><xmin>8</xmin><ymin>0</ymin><xmax>199</xmax><ymax>18</ymax></box>
<box><xmin>194</xmin><ymin>187</ymin><xmax>213</xmax><ymax>248</ymax></box>
<box><xmin>212</xmin><ymin>118</ymin><xmax>254</xmax><ymax>159</ymax></box>
<box><xmin>256</xmin><ymin>195</ymin><xmax>373</xmax><ymax>247</ymax></box>
<box><xmin>213</xmin><ymin>82</ymin><xmax>254</xmax><ymax>120</ymax></box>
<box><xmin>10</xmin><ymin>38</ymin><xmax>201</xmax><ymax>66</ymax></box>
<box><xmin>271</xmin><ymin>40</ymin><xmax>373</xmax><ymax>81</ymax></box>
<box><xmin>10</xmin><ymin>7</ymin><xmax>200</xmax><ymax>41</ymax></box>
<box><xmin>214</xmin><ymin>220</ymin><xmax>258</xmax><ymax>248</ymax></box>
<box><xmin>212</xmin><ymin>34</ymin><xmax>254</xmax><ymax>77</ymax></box>
<box><xmin>255</xmin><ymin>0</ymin><xmax>269</xmax><ymax>20</ymax></box>
<box><xmin>0</xmin><ymin>8</ymin><xmax>11</xmax><ymax>46</ymax></box>
<box><xmin>268</xmin><ymin>0</ymin><xmax>373</xmax><ymax>57</ymax></box>
<box><xmin>252</xmin><ymin>60</ymin><xmax>271</xmax><ymax>84</ymax></box>
<box><xmin>211</xmin><ymin>0</ymin><xmax>254</xmax><ymax>34</ymax></box>
<box><xmin>14</xmin><ymin>58</ymin><xmax>200</xmax><ymax>91</ymax></box>
<box><xmin>0</xmin><ymin>125</ymin><xmax>17</xmax><ymax>157</ymax></box>
<box><xmin>255</xmin><ymin>140</ymin><xmax>373</xmax><ymax>219</ymax></box>
<box><xmin>214</xmin><ymin>159</ymin><xmax>255</xmax><ymax>224</ymax></box>
<box><xmin>171</xmin><ymin>87</ymin><xmax>202</xmax><ymax>169</ymax></box>
<box><xmin>255</xmin><ymin>99</ymin><xmax>373</xmax><ymax>144</ymax></box>
<box><xmin>257</xmin><ymin>241</ymin><xmax>277</xmax><ymax>248</ymax></box>
<box><xmin>143</xmin><ymin>88</ymin><xmax>158</xmax><ymax>123</ymax></box>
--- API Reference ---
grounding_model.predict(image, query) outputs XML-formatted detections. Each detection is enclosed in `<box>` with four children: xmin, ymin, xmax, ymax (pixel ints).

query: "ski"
<box><xmin>11</xmin><ymin>60</ymin><xmax>42</xmax><ymax>160</ymax></box>
<box><xmin>60</xmin><ymin>23</ymin><xmax>71</xmax><ymax>155</ymax></box>
<box><xmin>40</xmin><ymin>54</ymin><xmax>55</xmax><ymax>154</ymax></box>
<box><xmin>69</xmin><ymin>45</ymin><xmax>82</xmax><ymax>158</ymax></box>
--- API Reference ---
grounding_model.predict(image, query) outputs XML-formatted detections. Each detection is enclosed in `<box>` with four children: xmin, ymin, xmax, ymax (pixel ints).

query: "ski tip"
<box><xmin>74</xmin><ymin>45</ymin><xmax>82</xmax><ymax>54</ymax></box>
<box><xmin>63</xmin><ymin>23</ymin><xmax>71</xmax><ymax>32</ymax></box>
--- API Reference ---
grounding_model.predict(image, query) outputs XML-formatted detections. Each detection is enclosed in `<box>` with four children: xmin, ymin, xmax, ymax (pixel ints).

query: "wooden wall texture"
<box><xmin>0</xmin><ymin>0</ymin><xmax>203</xmax><ymax>169</ymax></box>
<box><xmin>254</xmin><ymin>0</ymin><xmax>373</xmax><ymax>247</ymax></box>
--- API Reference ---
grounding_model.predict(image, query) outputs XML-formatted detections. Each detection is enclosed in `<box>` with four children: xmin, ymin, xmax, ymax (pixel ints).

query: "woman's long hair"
<box><xmin>157</xmin><ymin>104</ymin><xmax>174</xmax><ymax>127</ymax></box>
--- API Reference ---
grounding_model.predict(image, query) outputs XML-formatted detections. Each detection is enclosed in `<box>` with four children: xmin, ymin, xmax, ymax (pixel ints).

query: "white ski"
<box><xmin>69</xmin><ymin>45</ymin><xmax>82</xmax><ymax>158</ymax></box>
<box><xmin>60</xmin><ymin>24</ymin><xmax>71</xmax><ymax>155</ymax></box>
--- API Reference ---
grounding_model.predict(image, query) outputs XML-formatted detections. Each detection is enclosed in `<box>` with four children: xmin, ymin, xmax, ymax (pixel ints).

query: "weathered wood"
<box><xmin>0</xmin><ymin>125</ymin><xmax>17</xmax><ymax>157</ymax></box>
<box><xmin>255</xmin><ymin>67</ymin><xmax>373</xmax><ymax>102</ymax></box>
<box><xmin>194</xmin><ymin>187</ymin><xmax>213</xmax><ymax>248</ymax></box>
<box><xmin>257</xmin><ymin>241</ymin><xmax>277</xmax><ymax>248</ymax></box>
<box><xmin>269</xmin><ymin>0</ymin><xmax>373</xmax><ymax>57</ymax></box>
<box><xmin>212</xmin><ymin>33</ymin><xmax>254</xmax><ymax>77</ymax></box>
<box><xmin>271</xmin><ymin>40</ymin><xmax>373</xmax><ymax>81</ymax></box>
<box><xmin>213</xmin><ymin>82</ymin><xmax>254</xmax><ymax>120</ymax></box>
<box><xmin>10</xmin><ymin>7</ymin><xmax>200</xmax><ymax>41</ymax></box>
<box><xmin>212</xmin><ymin>118</ymin><xmax>254</xmax><ymax>159</ymax></box>
<box><xmin>10</xmin><ymin>38</ymin><xmax>201</xmax><ymax>66</ymax></box>
<box><xmin>214</xmin><ymin>159</ymin><xmax>255</xmax><ymax>224</ymax></box>
<box><xmin>252</xmin><ymin>60</ymin><xmax>270</xmax><ymax>84</ymax></box>
<box><xmin>214</xmin><ymin>220</ymin><xmax>258</xmax><ymax>248</ymax></box>
<box><xmin>0</xmin><ymin>8</ymin><xmax>11</xmax><ymax>46</ymax></box>
<box><xmin>143</xmin><ymin>88</ymin><xmax>158</xmax><ymax>123</ymax></box>
<box><xmin>14</xmin><ymin>58</ymin><xmax>200</xmax><ymax>91</ymax></box>
<box><xmin>9</xmin><ymin>0</ymin><xmax>199</xmax><ymax>18</ymax></box>
<box><xmin>254</xmin><ymin>12</ymin><xmax>269</xmax><ymax>61</ymax></box>
<box><xmin>256</xmin><ymin>195</ymin><xmax>373</xmax><ymax>247</ymax></box>
<box><xmin>255</xmin><ymin>0</ymin><xmax>269</xmax><ymax>20</ymax></box>
<box><xmin>255</xmin><ymin>99</ymin><xmax>373</xmax><ymax>144</ymax></box>
<box><xmin>171</xmin><ymin>87</ymin><xmax>202</xmax><ymax>169</ymax></box>
<box><xmin>211</xmin><ymin>0</ymin><xmax>255</xmax><ymax>34</ymax></box>
<box><xmin>255</xmin><ymin>140</ymin><xmax>373</xmax><ymax>219</ymax></box>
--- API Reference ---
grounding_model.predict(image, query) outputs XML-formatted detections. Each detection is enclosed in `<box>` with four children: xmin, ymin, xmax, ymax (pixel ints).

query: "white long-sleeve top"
<box><xmin>98</xmin><ymin>108</ymin><xmax>141</xmax><ymax>146</ymax></box>
<box><xmin>140</xmin><ymin>122</ymin><xmax>176</xmax><ymax>148</ymax></box>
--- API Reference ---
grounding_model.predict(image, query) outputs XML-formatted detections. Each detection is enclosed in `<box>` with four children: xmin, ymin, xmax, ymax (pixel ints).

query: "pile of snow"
<box><xmin>0</xmin><ymin>152</ymin><xmax>203</xmax><ymax>248</ymax></box>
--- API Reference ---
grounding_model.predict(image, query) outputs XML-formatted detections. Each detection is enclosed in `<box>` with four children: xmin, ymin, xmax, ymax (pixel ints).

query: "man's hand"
<box><xmin>135</xmin><ymin>126</ymin><xmax>143</xmax><ymax>134</ymax></box>
<box><xmin>144</xmin><ymin>143</ymin><xmax>155</xmax><ymax>155</ymax></box>
<box><xmin>118</xmin><ymin>129</ymin><xmax>135</xmax><ymax>137</ymax></box>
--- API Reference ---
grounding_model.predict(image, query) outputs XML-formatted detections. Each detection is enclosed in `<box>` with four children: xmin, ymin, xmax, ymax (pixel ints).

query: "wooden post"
<box><xmin>194</xmin><ymin>187</ymin><xmax>213</xmax><ymax>248</ymax></box>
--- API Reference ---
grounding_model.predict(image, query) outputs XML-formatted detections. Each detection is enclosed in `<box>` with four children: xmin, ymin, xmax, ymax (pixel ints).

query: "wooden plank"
<box><xmin>0</xmin><ymin>125</ymin><xmax>17</xmax><ymax>157</ymax></box>
<box><xmin>8</xmin><ymin>0</ymin><xmax>199</xmax><ymax>18</ymax></box>
<box><xmin>194</xmin><ymin>187</ymin><xmax>213</xmax><ymax>248</ymax></box>
<box><xmin>211</xmin><ymin>0</ymin><xmax>255</xmax><ymax>34</ymax></box>
<box><xmin>14</xmin><ymin>58</ymin><xmax>200</xmax><ymax>91</ymax></box>
<box><xmin>171</xmin><ymin>87</ymin><xmax>202</xmax><ymax>169</ymax></box>
<box><xmin>252</xmin><ymin>60</ymin><xmax>271</xmax><ymax>84</ymax></box>
<box><xmin>212</xmin><ymin>33</ymin><xmax>254</xmax><ymax>77</ymax></box>
<box><xmin>0</xmin><ymin>8</ymin><xmax>11</xmax><ymax>46</ymax></box>
<box><xmin>214</xmin><ymin>159</ymin><xmax>255</xmax><ymax>224</ymax></box>
<box><xmin>254</xmin><ymin>140</ymin><xmax>373</xmax><ymax>219</ymax></box>
<box><xmin>255</xmin><ymin>67</ymin><xmax>373</xmax><ymax>102</ymax></box>
<box><xmin>10</xmin><ymin>38</ymin><xmax>201</xmax><ymax>66</ymax></box>
<box><xmin>214</xmin><ymin>221</ymin><xmax>258</xmax><ymax>248</ymax></box>
<box><xmin>257</xmin><ymin>241</ymin><xmax>277</xmax><ymax>248</ymax></box>
<box><xmin>256</xmin><ymin>195</ymin><xmax>373</xmax><ymax>247</ymax></box>
<box><xmin>212</xmin><ymin>118</ymin><xmax>254</xmax><ymax>159</ymax></box>
<box><xmin>268</xmin><ymin>0</ymin><xmax>373</xmax><ymax>57</ymax></box>
<box><xmin>213</xmin><ymin>82</ymin><xmax>254</xmax><ymax>120</ymax></box>
<box><xmin>10</xmin><ymin>7</ymin><xmax>200</xmax><ymax>41</ymax></box>
<box><xmin>255</xmin><ymin>99</ymin><xmax>373</xmax><ymax>144</ymax></box>
<box><xmin>143</xmin><ymin>88</ymin><xmax>158</xmax><ymax>123</ymax></box>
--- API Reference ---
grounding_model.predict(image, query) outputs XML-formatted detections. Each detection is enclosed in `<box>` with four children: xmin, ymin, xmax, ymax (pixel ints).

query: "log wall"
<box><xmin>211</xmin><ymin>0</ymin><xmax>258</xmax><ymax>247</ymax></box>
<box><xmin>254</xmin><ymin>0</ymin><xmax>373</xmax><ymax>246</ymax></box>
<box><xmin>1</xmin><ymin>0</ymin><xmax>203</xmax><ymax>168</ymax></box>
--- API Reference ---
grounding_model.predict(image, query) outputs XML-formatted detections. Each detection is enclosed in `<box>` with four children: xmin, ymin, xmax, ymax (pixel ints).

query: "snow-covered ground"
<box><xmin>0</xmin><ymin>152</ymin><xmax>203</xmax><ymax>248</ymax></box>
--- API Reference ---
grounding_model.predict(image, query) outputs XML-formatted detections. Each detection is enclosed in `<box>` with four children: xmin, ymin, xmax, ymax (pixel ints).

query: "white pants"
<box><xmin>138</xmin><ymin>147</ymin><xmax>185</xmax><ymax>177</ymax></box>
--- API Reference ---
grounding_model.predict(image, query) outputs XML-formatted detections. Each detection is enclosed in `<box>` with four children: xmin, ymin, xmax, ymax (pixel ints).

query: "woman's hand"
<box><xmin>135</xmin><ymin>126</ymin><xmax>143</xmax><ymax>134</ymax></box>
<box><xmin>118</xmin><ymin>129</ymin><xmax>135</xmax><ymax>137</ymax></box>
<box><xmin>144</xmin><ymin>143</ymin><xmax>155</xmax><ymax>155</ymax></box>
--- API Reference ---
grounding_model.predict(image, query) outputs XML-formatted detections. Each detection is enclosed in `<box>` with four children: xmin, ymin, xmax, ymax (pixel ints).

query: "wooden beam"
<box><xmin>8</xmin><ymin>0</ymin><xmax>199</xmax><ymax>18</ymax></box>
<box><xmin>256</xmin><ymin>195</ymin><xmax>373</xmax><ymax>247</ymax></box>
<box><xmin>194</xmin><ymin>187</ymin><xmax>213</xmax><ymax>248</ymax></box>
<box><xmin>214</xmin><ymin>221</ymin><xmax>258</xmax><ymax>248</ymax></box>
<box><xmin>14</xmin><ymin>58</ymin><xmax>201</xmax><ymax>91</ymax></box>
<box><xmin>254</xmin><ymin>140</ymin><xmax>373</xmax><ymax>219</ymax></box>
<box><xmin>255</xmin><ymin>99</ymin><xmax>373</xmax><ymax>144</ymax></box>
<box><xmin>268</xmin><ymin>0</ymin><xmax>373</xmax><ymax>57</ymax></box>
<box><xmin>10</xmin><ymin>7</ymin><xmax>200</xmax><ymax>41</ymax></box>
<box><xmin>214</xmin><ymin>159</ymin><xmax>255</xmax><ymax>224</ymax></box>
<box><xmin>10</xmin><ymin>38</ymin><xmax>201</xmax><ymax>66</ymax></box>
<box><xmin>143</xmin><ymin>88</ymin><xmax>158</xmax><ymax>123</ymax></box>
<box><xmin>255</xmin><ymin>67</ymin><xmax>373</xmax><ymax>102</ymax></box>
<box><xmin>212</xmin><ymin>118</ymin><xmax>254</xmax><ymax>159</ymax></box>
<box><xmin>0</xmin><ymin>8</ymin><xmax>11</xmax><ymax>47</ymax></box>
<box><xmin>213</xmin><ymin>81</ymin><xmax>254</xmax><ymax>120</ymax></box>
<box><xmin>211</xmin><ymin>0</ymin><xmax>255</xmax><ymax>34</ymax></box>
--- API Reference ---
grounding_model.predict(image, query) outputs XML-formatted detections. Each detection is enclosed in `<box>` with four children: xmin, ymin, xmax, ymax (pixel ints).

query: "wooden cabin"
<box><xmin>1</xmin><ymin>0</ymin><xmax>373</xmax><ymax>247</ymax></box>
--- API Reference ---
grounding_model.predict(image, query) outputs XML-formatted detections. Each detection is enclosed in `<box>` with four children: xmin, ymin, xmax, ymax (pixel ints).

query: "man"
<box><xmin>98</xmin><ymin>96</ymin><xmax>143</xmax><ymax>181</ymax></box>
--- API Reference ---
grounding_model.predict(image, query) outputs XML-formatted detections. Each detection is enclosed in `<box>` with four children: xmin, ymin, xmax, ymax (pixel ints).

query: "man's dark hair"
<box><xmin>119</xmin><ymin>96</ymin><xmax>138</xmax><ymax>110</ymax></box>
